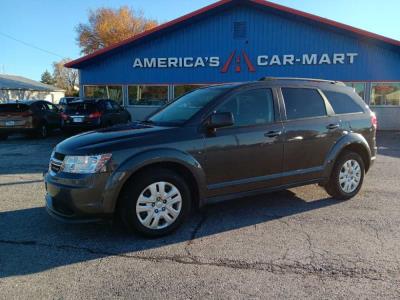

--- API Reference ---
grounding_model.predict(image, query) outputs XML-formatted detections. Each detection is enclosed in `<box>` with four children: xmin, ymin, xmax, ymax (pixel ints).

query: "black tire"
<box><xmin>325</xmin><ymin>151</ymin><xmax>365</xmax><ymax>200</ymax></box>
<box><xmin>0</xmin><ymin>133</ymin><xmax>8</xmax><ymax>140</ymax></box>
<box><xmin>36</xmin><ymin>122</ymin><xmax>48</xmax><ymax>139</ymax></box>
<box><xmin>118</xmin><ymin>168</ymin><xmax>192</xmax><ymax>237</ymax></box>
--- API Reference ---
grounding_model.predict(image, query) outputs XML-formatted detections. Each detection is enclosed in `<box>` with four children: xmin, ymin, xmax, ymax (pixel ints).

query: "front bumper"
<box><xmin>44</xmin><ymin>171</ymin><xmax>113</xmax><ymax>223</ymax></box>
<box><xmin>45</xmin><ymin>194</ymin><xmax>107</xmax><ymax>223</ymax></box>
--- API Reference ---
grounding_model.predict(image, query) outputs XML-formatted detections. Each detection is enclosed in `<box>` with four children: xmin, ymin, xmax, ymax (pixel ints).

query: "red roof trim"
<box><xmin>65</xmin><ymin>0</ymin><xmax>400</xmax><ymax>68</ymax></box>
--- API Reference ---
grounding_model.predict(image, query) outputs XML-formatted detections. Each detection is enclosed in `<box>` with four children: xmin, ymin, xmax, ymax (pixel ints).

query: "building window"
<box><xmin>371</xmin><ymin>83</ymin><xmax>400</xmax><ymax>106</ymax></box>
<box><xmin>128</xmin><ymin>85</ymin><xmax>168</xmax><ymax>106</ymax></box>
<box><xmin>345</xmin><ymin>82</ymin><xmax>366</xmax><ymax>100</ymax></box>
<box><xmin>174</xmin><ymin>85</ymin><xmax>205</xmax><ymax>99</ymax></box>
<box><xmin>83</xmin><ymin>85</ymin><xmax>123</xmax><ymax>105</ymax></box>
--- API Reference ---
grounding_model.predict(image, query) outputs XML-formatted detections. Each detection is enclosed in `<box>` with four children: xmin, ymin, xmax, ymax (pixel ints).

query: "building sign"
<box><xmin>132</xmin><ymin>51</ymin><xmax>359</xmax><ymax>73</ymax></box>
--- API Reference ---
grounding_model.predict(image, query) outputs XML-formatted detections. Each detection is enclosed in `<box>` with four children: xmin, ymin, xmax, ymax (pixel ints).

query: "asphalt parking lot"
<box><xmin>0</xmin><ymin>131</ymin><xmax>400</xmax><ymax>299</ymax></box>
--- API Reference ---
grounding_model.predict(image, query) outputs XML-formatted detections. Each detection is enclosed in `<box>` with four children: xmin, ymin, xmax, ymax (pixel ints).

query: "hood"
<box><xmin>56</xmin><ymin>122</ymin><xmax>175</xmax><ymax>154</ymax></box>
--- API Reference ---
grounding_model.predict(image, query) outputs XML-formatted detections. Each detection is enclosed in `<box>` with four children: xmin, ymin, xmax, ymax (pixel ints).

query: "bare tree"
<box><xmin>53</xmin><ymin>59</ymin><xmax>79</xmax><ymax>96</ymax></box>
<box><xmin>76</xmin><ymin>6</ymin><xmax>158</xmax><ymax>55</ymax></box>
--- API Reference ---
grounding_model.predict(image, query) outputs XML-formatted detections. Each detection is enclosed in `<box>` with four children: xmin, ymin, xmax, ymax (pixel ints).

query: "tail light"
<box><xmin>371</xmin><ymin>112</ymin><xmax>377</xmax><ymax>129</ymax></box>
<box><xmin>61</xmin><ymin>112</ymin><xmax>69</xmax><ymax>120</ymax></box>
<box><xmin>89</xmin><ymin>111</ymin><xmax>102</xmax><ymax>119</ymax></box>
<box><xmin>21</xmin><ymin>110</ymin><xmax>33</xmax><ymax>117</ymax></box>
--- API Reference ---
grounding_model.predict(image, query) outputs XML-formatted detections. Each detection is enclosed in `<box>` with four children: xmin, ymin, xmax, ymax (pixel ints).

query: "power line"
<box><xmin>0</xmin><ymin>31</ymin><xmax>65</xmax><ymax>59</ymax></box>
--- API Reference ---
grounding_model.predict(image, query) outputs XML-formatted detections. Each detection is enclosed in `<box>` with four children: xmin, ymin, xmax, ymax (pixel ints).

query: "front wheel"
<box><xmin>325</xmin><ymin>151</ymin><xmax>365</xmax><ymax>200</ymax></box>
<box><xmin>118</xmin><ymin>168</ymin><xmax>191</xmax><ymax>237</ymax></box>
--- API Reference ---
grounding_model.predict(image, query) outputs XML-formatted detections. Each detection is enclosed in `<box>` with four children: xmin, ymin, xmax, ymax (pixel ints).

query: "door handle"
<box><xmin>264</xmin><ymin>130</ymin><xmax>282</xmax><ymax>138</ymax></box>
<box><xmin>326</xmin><ymin>123</ymin><xmax>340</xmax><ymax>130</ymax></box>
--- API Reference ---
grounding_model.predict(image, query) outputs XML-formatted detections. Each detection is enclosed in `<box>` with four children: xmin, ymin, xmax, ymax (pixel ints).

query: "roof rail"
<box><xmin>258</xmin><ymin>77</ymin><xmax>346</xmax><ymax>86</ymax></box>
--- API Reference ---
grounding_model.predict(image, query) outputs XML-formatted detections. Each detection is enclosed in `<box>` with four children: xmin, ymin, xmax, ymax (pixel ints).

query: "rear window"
<box><xmin>65</xmin><ymin>102</ymin><xmax>98</xmax><ymax>114</ymax></box>
<box><xmin>0</xmin><ymin>104</ymin><xmax>30</xmax><ymax>113</ymax></box>
<box><xmin>282</xmin><ymin>88</ymin><xmax>327</xmax><ymax>120</ymax></box>
<box><xmin>323</xmin><ymin>90</ymin><xmax>364</xmax><ymax>114</ymax></box>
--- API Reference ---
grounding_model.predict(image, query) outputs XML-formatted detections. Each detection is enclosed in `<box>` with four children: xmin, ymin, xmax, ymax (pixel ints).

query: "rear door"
<box><xmin>204</xmin><ymin>87</ymin><xmax>284</xmax><ymax>197</ymax></box>
<box><xmin>279</xmin><ymin>87</ymin><xmax>342</xmax><ymax>183</ymax></box>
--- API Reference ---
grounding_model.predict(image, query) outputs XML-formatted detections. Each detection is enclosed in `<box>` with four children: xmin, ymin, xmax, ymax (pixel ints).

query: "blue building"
<box><xmin>66</xmin><ymin>0</ymin><xmax>400</xmax><ymax>130</ymax></box>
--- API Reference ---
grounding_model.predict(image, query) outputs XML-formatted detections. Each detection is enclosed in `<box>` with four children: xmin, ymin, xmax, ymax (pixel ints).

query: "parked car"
<box><xmin>61</xmin><ymin>99</ymin><xmax>131</xmax><ymax>133</ymax></box>
<box><xmin>0</xmin><ymin>100</ymin><xmax>61</xmax><ymax>139</ymax></box>
<box><xmin>45</xmin><ymin>78</ymin><xmax>377</xmax><ymax>237</ymax></box>
<box><xmin>58</xmin><ymin>97</ymin><xmax>80</xmax><ymax>111</ymax></box>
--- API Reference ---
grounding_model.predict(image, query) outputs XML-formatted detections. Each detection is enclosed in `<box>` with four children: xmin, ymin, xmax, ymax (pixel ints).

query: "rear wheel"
<box><xmin>325</xmin><ymin>151</ymin><xmax>365</xmax><ymax>200</ymax></box>
<box><xmin>118</xmin><ymin>168</ymin><xmax>191</xmax><ymax>237</ymax></box>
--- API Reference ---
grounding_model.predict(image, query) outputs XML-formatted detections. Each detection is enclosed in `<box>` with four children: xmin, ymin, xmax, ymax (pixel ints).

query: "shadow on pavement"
<box><xmin>376</xmin><ymin>131</ymin><xmax>400</xmax><ymax>158</ymax></box>
<box><xmin>0</xmin><ymin>190</ymin><xmax>340</xmax><ymax>278</ymax></box>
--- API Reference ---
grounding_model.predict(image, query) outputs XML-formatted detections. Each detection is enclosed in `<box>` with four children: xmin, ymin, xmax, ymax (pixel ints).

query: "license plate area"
<box><xmin>72</xmin><ymin>117</ymin><xmax>84</xmax><ymax>123</ymax></box>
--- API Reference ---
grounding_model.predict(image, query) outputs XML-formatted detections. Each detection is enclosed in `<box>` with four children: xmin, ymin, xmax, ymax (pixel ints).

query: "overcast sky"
<box><xmin>0</xmin><ymin>0</ymin><xmax>399</xmax><ymax>81</ymax></box>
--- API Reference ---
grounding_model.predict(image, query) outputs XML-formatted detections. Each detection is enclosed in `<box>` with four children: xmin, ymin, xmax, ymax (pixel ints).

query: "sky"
<box><xmin>0</xmin><ymin>0</ymin><xmax>399</xmax><ymax>81</ymax></box>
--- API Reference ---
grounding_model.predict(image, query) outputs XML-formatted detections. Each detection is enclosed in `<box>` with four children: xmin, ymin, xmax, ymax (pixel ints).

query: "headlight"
<box><xmin>62</xmin><ymin>154</ymin><xmax>112</xmax><ymax>174</ymax></box>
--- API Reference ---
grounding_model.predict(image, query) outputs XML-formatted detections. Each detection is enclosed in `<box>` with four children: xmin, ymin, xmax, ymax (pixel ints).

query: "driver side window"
<box><xmin>216</xmin><ymin>88</ymin><xmax>275</xmax><ymax>127</ymax></box>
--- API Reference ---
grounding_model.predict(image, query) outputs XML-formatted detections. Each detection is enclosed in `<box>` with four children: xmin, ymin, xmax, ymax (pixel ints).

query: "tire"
<box><xmin>0</xmin><ymin>133</ymin><xmax>8</xmax><ymax>140</ymax></box>
<box><xmin>118</xmin><ymin>168</ymin><xmax>192</xmax><ymax>237</ymax></box>
<box><xmin>36</xmin><ymin>123</ymin><xmax>48</xmax><ymax>139</ymax></box>
<box><xmin>325</xmin><ymin>151</ymin><xmax>365</xmax><ymax>200</ymax></box>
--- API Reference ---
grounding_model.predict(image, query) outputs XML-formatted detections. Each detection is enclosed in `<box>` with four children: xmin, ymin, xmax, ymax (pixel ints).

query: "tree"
<box><xmin>76</xmin><ymin>6</ymin><xmax>158</xmax><ymax>55</ymax></box>
<box><xmin>52</xmin><ymin>58</ymin><xmax>79</xmax><ymax>96</ymax></box>
<box><xmin>40</xmin><ymin>70</ymin><xmax>54</xmax><ymax>85</ymax></box>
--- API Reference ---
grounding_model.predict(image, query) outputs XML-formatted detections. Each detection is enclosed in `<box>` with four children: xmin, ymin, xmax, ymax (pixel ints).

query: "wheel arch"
<box><xmin>104</xmin><ymin>149</ymin><xmax>207</xmax><ymax>214</ymax></box>
<box><xmin>323</xmin><ymin>133</ymin><xmax>372</xmax><ymax>179</ymax></box>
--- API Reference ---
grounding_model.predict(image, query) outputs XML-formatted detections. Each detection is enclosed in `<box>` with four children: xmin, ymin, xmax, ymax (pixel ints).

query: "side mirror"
<box><xmin>207</xmin><ymin>112</ymin><xmax>234</xmax><ymax>129</ymax></box>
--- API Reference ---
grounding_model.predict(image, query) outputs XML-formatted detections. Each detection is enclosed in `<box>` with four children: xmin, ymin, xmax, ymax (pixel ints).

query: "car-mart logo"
<box><xmin>132</xmin><ymin>51</ymin><xmax>358</xmax><ymax>73</ymax></box>
<box><xmin>221</xmin><ymin>50</ymin><xmax>256</xmax><ymax>73</ymax></box>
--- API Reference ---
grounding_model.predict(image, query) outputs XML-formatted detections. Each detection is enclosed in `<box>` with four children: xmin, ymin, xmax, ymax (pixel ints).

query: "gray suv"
<box><xmin>44</xmin><ymin>78</ymin><xmax>377</xmax><ymax>237</ymax></box>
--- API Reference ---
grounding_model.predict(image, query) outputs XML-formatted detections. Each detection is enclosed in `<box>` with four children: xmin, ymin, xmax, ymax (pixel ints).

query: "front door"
<box><xmin>204</xmin><ymin>88</ymin><xmax>284</xmax><ymax>197</ymax></box>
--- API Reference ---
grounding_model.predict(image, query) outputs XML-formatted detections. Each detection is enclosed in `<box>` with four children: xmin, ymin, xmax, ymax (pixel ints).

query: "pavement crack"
<box><xmin>1</xmin><ymin>238</ymin><xmax>398</xmax><ymax>281</ymax></box>
<box><xmin>184</xmin><ymin>210</ymin><xmax>208</xmax><ymax>260</ymax></box>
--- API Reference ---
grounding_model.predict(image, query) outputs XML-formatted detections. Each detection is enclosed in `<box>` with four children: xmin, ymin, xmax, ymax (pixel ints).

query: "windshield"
<box><xmin>148</xmin><ymin>86</ymin><xmax>230</xmax><ymax>125</ymax></box>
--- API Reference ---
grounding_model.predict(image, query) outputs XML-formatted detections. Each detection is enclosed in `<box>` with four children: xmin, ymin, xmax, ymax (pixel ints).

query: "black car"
<box><xmin>61</xmin><ymin>99</ymin><xmax>131</xmax><ymax>132</ymax></box>
<box><xmin>0</xmin><ymin>100</ymin><xmax>61</xmax><ymax>139</ymax></box>
<box><xmin>58</xmin><ymin>97</ymin><xmax>80</xmax><ymax>111</ymax></box>
<box><xmin>45</xmin><ymin>78</ymin><xmax>377</xmax><ymax>237</ymax></box>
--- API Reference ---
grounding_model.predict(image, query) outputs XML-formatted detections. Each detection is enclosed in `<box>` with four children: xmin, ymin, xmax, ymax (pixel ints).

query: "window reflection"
<box><xmin>371</xmin><ymin>83</ymin><xmax>400</xmax><ymax>106</ymax></box>
<box><xmin>83</xmin><ymin>85</ymin><xmax>123</xmax><ymax>105</ymax></box>
<box><xmin>128</xmin><ymin>85</ymin><xmax>168</xmax><ymax>106</ymax></box>
<box><xmin>174</xmin><ymin>85</ymin><xmax>205</xmax><ymax>99</ymax></box>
